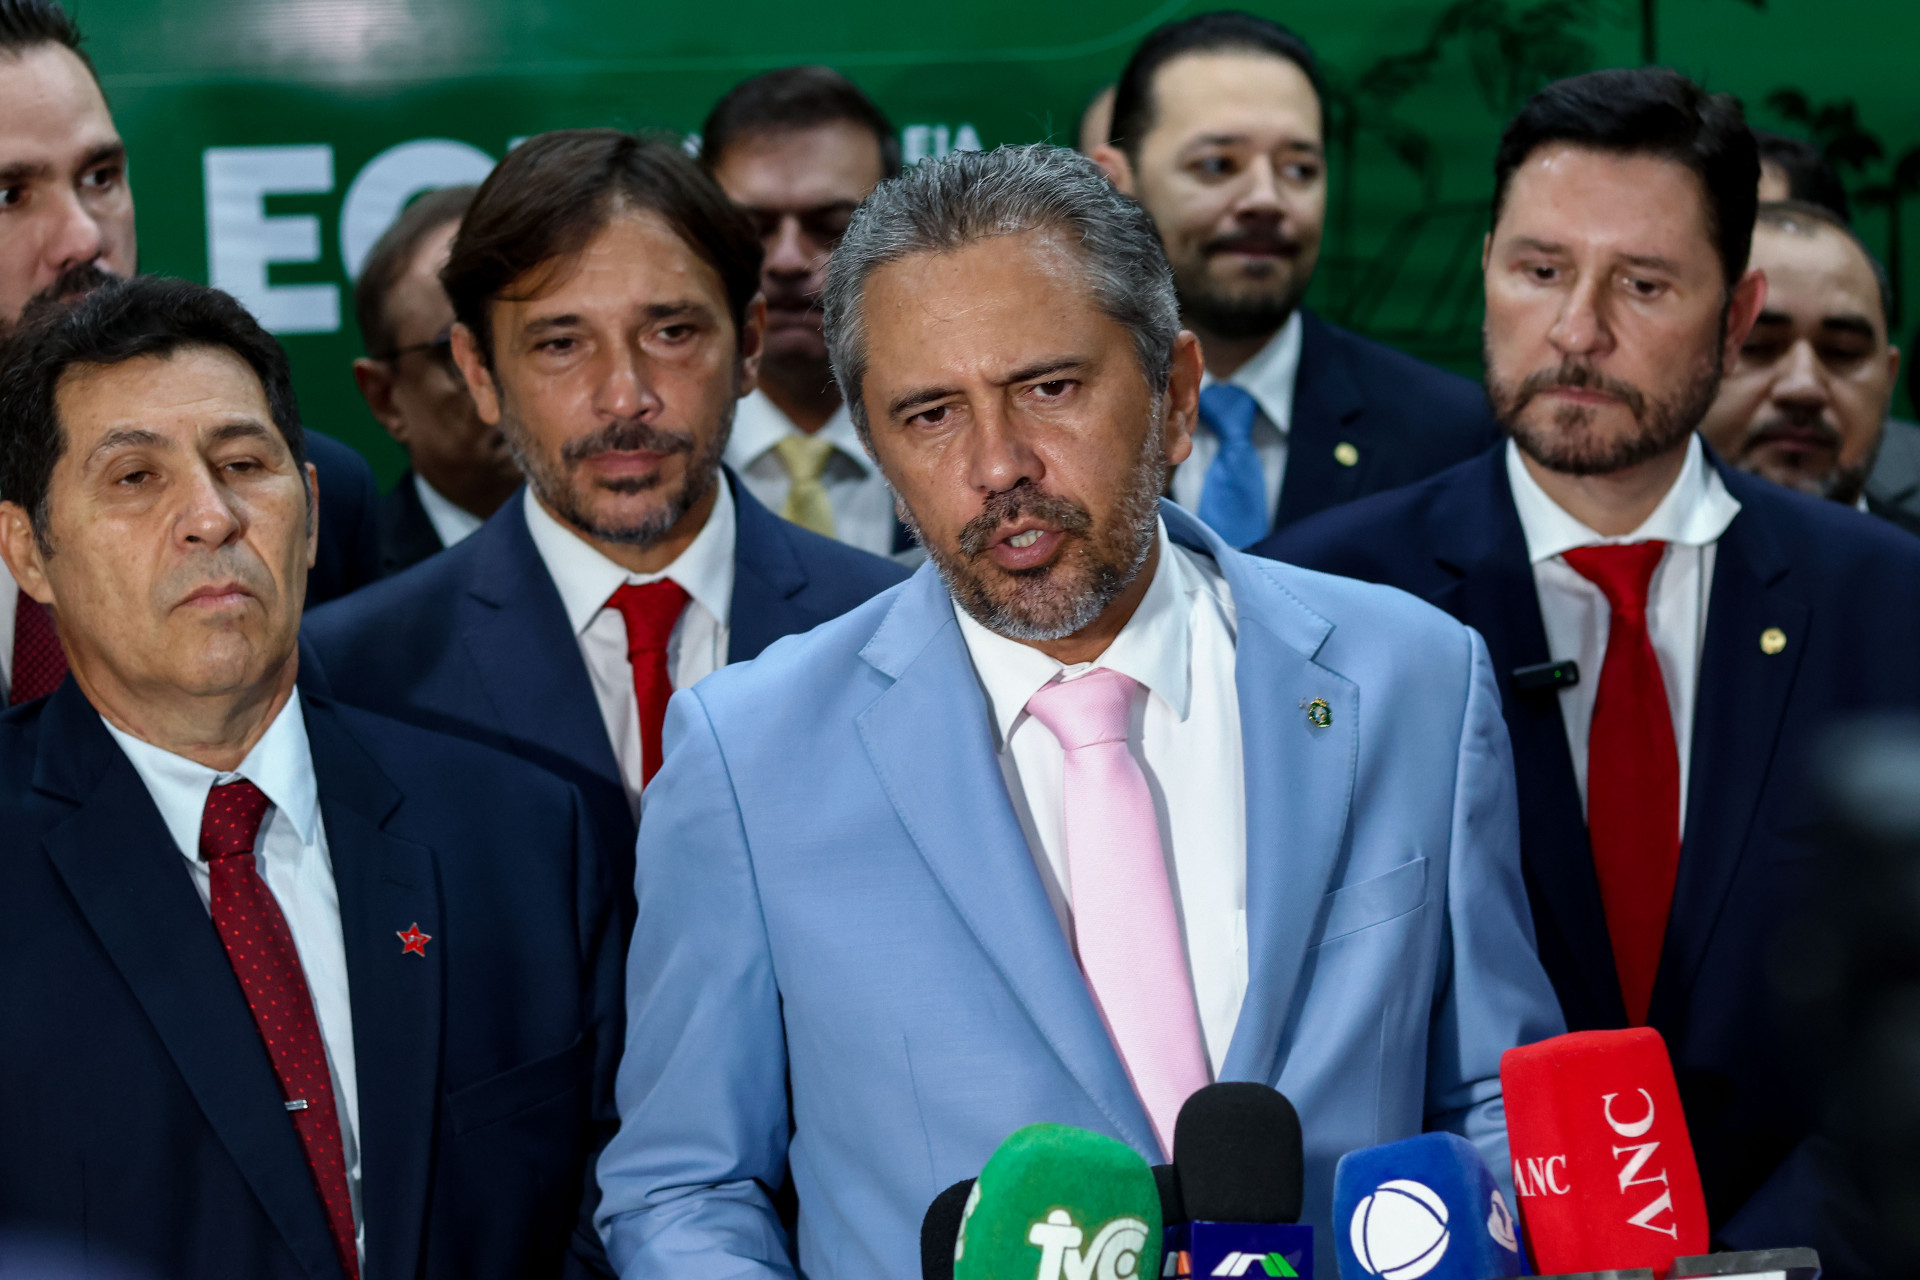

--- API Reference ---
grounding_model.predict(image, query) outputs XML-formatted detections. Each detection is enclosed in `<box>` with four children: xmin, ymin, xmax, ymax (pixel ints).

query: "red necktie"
<box><xmin>1561</xmin><ymin>542</ymin><xmax>1681</xmax><ymax>1028</ymax></box>
<box><xmin>10</xmin><ymin>594</ymin><xmax>68</xmax><ymax>705</ymax></box>
<box><xmin>200</xmin><ymin>780</ymin><xmax>360</xmax><ymax>1280</ymax></box>
<box><xmin>606</xmin><ymin>580</ymin><xmax>691</xmax><ymax>786</ymax></box>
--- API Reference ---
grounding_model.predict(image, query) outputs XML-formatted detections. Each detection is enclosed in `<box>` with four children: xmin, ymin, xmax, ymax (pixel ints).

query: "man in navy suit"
<box><xmin>1090</xmin><ymin>11</ymin><xmax>1498</xmax><ymax>545</ymax></box>
<box><xmin>305</xmin><ymin>131</ymin><xmax>906</xmax><ymax>911</ymax></box>
<box><xmin>1263</xmin><ymin>69</ymin><xmax>1920</xmax><ymax>1269</ymax></box>
<box><xmin>0</xmin><ymin>0</ymin><xmax>377</xmax><ymax>711</ymax></box>
<box><xmin>0</xmin><ymin>275</ymin><xmax>622</xmax><ymax>1278</ymax></box>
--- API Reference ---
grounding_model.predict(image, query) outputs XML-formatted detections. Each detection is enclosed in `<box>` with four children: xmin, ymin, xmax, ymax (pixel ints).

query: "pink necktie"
<box><xmin>1025</xmin><ymin>668</ymin><xmax>1211</xmax><ymax>1158</ymax></box>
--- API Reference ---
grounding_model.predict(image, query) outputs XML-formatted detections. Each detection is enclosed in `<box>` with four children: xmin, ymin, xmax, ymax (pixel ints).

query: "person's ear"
<box><xmin>1885</xmin><ymin>344</ymin><xmax>1902</xmax><ymax>412</ymax></box>
<box><xmin>1163</xmin><ymin>331</ymin><xmax>1204</xmax><ymax>470</ymax></box>
<box><xmin>352</xmin><ymin>357</ymin><xmax>408</xmax><ymax>444</ymax></box>
<box><xmin>735</xmin><ymin>293</ymin><xmax>767</xmax><ymax>398</ymax></box>
<box><xmin>1723</xmin><ymin>268</ymin><xmax>1768</xmax><ymax>374</ymax></box>
<box><xmin>450</xmin><ymin>322</ymin><xmax>502</xmax><ymax>424</ymax></box>
<box><xmin>303</xmin><ymin>463</ymin><xmax>319</xmax><ymax>571</ymax></box>
<box><xmin>1092</xmin><ymin>144</ymin><xmax>1137</xmax><ymax>195</ymax></box>
<box><xmin>0</xmin><ymin>500</ymin><xmax>52</xmax><ymax>606</ymax></box>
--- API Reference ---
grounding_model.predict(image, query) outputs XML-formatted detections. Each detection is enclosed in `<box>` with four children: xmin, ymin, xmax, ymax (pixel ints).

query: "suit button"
<box><xmin>1333</xmin><ymin>441</ymin><xmax>1360</xmax><ymax>467</ymax></box>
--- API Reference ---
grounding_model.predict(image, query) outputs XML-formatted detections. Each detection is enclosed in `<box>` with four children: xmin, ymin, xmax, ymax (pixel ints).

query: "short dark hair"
<box><xmin>1493</xmin><ymin>68</ymin><xmax>1759</xmax><ymax>287</ymax></box>
<box><xmin>699</xmin><ymin>65</ymin><xmax>902</xmax><ymax>180</ymax></box>
<box><xmin>1108</xmin><ymin>10</ymin><xmax>1324</xmax><ymax>159</ymax></box>
<box><xmin>1756</xmin><ymin>198</ymin><xmax>1892</xmax><ymax>329</ymax></box>
<box><xmin>0</xmin><ymin>276</ymin><xmax>308</xmax><ymax>548</ymax></box>
<box><xmin>0</xmin><ymin>0</ymin><xmax>88</xmax><ymax>68</ymax></box>
<box><xmin>442</xmin><ymin>130</ymin><xmax>763</xmax><ymax>365</ymax></box>
<box><xmin>1753</xmin><ymin>129</ymin><xmax>1851</xmax><ymax>224</ymax></box>
<box><xmin>354</xmin><ymin>185</ymin><xmax>476</xmax><ymax>358</ymax></box>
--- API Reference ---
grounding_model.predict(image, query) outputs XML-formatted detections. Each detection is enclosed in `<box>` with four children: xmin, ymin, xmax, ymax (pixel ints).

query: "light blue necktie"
<box><xmin>1196</xmin><ymin>383</ymin><xmax>1269</xmax><ymax>548</ymax></box>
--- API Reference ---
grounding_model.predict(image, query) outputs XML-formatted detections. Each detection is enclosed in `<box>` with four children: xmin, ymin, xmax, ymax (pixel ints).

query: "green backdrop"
<box><xmin>80</xmin><ymin>0</ymin><xmax>1920</xmax><ymax>487</ymax></box>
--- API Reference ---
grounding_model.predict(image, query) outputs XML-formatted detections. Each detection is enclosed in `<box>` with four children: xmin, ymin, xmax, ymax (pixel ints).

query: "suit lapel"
<box><xmin>1275</xmin><ymin>312</ymin><xmax>1371</xmax><ymax>529</ymax></box>
<box><xmin>1424</xmin><ymin>455</ymin><xmax>1625</xmax><ymax>1027</ymax></box>
<box><xmin>1182</xmin><ymin>506</ymin><xmax>1360</xmax><ymax>1088</ymax></box>
<box><xmin>854</xmin><ymin>570</ymin><xmax>1160</xmax><ymax>1155</ymax></box>
<box><xmin>1653</xmin><ymin>492</ymin><xmax>1806</xmax><ymax>1024</ymax></box>
<box><xmin>305</xmin><ymin>699</ymin><xmax>443</xmax><ymax>1280</ymax></box>
<box><xmin>727</xmin><ymin>469</ymin><xmax>814</xmax><ymax>663</ymax></box>
<box><xmin>457</xmin><ymin>504</ymin><xmax>623</xmax><ymax>794</ymax></box>
<box><xmin>33</xmin><ymin>685</ymin><xmax>346</xmax><ymax>1280</ymax></box>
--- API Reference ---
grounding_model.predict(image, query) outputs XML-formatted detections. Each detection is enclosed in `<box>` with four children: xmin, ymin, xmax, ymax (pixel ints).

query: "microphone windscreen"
<box><xmin>921</xmin><ymin>1178</ymin><xmax>976</xmax><ymax>1280</ymax></box>
<box><xmin>1333</xmin><ymin>1131</ymin><xmax>1526</xmax><ymax>1280</ymax></box>
<box><xmin>1154</xmin><ymin>1163</ymin><xmax>1188</xmax><ymax>1227</ymax></box>
<box><xmin>1173</xmin><ymin>1082</ymin><xmax>1305</xmax><ymax>1224</ymax></box>
<box><xmin>953</xmin><ymin>1124</ymin><xmax>1161</xmax><ymax>1280</ymax></box>
<box><xmin>1501</xmin><ymin>1028</ymin><xmax>1709</xmax><ymax>1275</ymax></box>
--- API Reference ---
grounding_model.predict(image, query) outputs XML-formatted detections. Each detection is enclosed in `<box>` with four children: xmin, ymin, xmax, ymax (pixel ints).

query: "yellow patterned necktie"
<box><xmin>773</xmin><ymin>434</ymin><xmax>837</xmax><ymax>538</ymax></box>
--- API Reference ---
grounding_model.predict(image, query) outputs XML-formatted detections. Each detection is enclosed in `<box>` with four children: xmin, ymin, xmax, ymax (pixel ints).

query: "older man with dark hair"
<box><xmin>0</xmin><ymin>274</ymin><xmax>622</xmax><ymax>1280</ymax></box>
<box><xmin>593</xmin><ymin>143</ymin><xmax>1561</xmax><ymax>1280</ymax></box>
<box><xmin>1267</xmin><ymin>68</ymin><xmax>1920</xmax><ymax>1270</ymax></box>
<box><xmin>351</xmin><ymin>184</ymin><xmax>521</xmax><ymax>575</ymax></box>
<box><xmin>306</xmin><ymin>129</ymin><xmax>906</xmax><ymax>925</ymax></box>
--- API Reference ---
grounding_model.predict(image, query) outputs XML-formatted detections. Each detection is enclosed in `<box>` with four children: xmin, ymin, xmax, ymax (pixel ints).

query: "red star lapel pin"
<box><xmin>397</xmin><ymin>922</ymin><xmax>432</xmax><ymax>957</ymax></box>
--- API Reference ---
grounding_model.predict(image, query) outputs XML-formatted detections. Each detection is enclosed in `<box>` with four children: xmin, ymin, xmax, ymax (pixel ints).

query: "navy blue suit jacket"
<box><xmin>307</xmin><ymin>430</ymin><xmax>383</xmax><ymax>606</ymax></box>
<box><xmin>0</xmin><ymin>680</ymin><xmax>623</xmax><ymax>1280</ymax></box>
<box><xmin>1260</xmin><ymin>445</ymin><xmax>1920</xmax><ymax>1263</ymax></box>
<box><xmin>1268</xmin><ymin>311</ymin><xmax>1501</xmax><ymax>532</ymax></box>
<box><xmin>303</xmin><ymin>469</ymin><xmax>909</xmax><ymax>917</ymax></box>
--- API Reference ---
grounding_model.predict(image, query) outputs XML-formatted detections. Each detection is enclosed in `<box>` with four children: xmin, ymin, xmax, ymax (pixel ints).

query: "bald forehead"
<box><xmin>1752</xmin><ymin>218</ymin><xmax>1886</xmax><ymax>336</ymax></box>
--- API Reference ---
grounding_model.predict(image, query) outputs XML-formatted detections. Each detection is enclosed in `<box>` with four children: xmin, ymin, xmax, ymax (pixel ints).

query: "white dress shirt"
<box><xmin>102</xmin><ymin>692</ymin><xmax>363</xmax><ymax>1261</ymax></box>
<box><xmin>953</xmin><ymin>522</ymin><xmax>1248</xmax><ymax>1074</ymax></box>
<box><xmin>0</xmin><ymin>566</ymin><xmax>18</xmax><ymax>702</ymax></box>
<box><xmin>413</xmin><ymin>471</ymin><xmax>484</xmax><ymax>549</ymax></box>
<box><xmin>522</xmin><ymin>480</ymin><xmax>735</xmax><ymax>814</ymax></box>
<box><xmin>726</xmin><ymin>387</ymin><xmax>899</xmax><ymax>557</ymax></box>
<box><xmin>1506</xmin><ymin>435</ymin><xmax>1742</xmax><ymax>828</ymax></box>
<box><xmin>1171</xmin><ymin>311</ymin><xmax>1303</xmax><ymax>523</ymax></box>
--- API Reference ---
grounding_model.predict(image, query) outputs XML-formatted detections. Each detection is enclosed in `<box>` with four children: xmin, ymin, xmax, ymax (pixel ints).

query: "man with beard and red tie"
<box><xmin>0</xmin><ymin>0</ymin><xmax>381</xmax><ymax>713</ymax></box>
<box><xmin>1263</xmin><ymin>68</ymin><xmax>1920</xmax><ymax>1272</ymax></box>
<box><xmin>0</xmin><ymin>275</ymin><xmax>621</xmax><ymax>1279</ymax></box>
<box><xmin>1090</xmin><ymin>11</ymin><xmax>1499</xmax><ymax>546</ymax></box>
<box><xmin>304</xmin><ymin>131</ymin><xmax>907</xmax><ymax>926</ymax></box>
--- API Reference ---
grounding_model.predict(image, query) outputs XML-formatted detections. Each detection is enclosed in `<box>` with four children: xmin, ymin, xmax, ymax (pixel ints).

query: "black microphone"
<box><xmin>1166</xmin><ymin>1083</ymin><xmax>1312</xmax><ymax>1279</ymax></box>
<box><xmin>921</xmin><ymin>1177</ymin><xmax>976</xmax><ymax>1280</ymax></box>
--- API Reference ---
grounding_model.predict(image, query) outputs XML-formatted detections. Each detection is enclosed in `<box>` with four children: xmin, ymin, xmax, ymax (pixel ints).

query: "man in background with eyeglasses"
<box><xmin>701</xmin><ymin>66</ymin><xmax>909</xmax><ymax>557</ymax></box>
<box><xmin>351</xmin><ymin>185</ymin><xmax>522</xmax><ymax>576</ymax></box>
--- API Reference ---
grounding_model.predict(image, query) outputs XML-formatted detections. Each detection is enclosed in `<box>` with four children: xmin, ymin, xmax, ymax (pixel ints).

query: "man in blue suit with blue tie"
<box><xmin>0</xmin><ymin>275</ymin><xmax>621</xmax><ymax>1278</ymax></box>
<box><xmin>1263</xmin><ymin>70</ymin><xmax>1920</xmax><ymax>1271</ymax></box>
<box><xmin>1089</xmin><ymin>11</ymin><xmax>1501</xmax><ymax>547</ymax></box>
<box><xmin>305</xmin><ymin>131</ymin><xmax>907</xmax><ymax>911</ymax></box>
<box><xmin>594</xmin><ymin>143</ymin><xmax>1563</xmax><ymax>1280</ymax></box>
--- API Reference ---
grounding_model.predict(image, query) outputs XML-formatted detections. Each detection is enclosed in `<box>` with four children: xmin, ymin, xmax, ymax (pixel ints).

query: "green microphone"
<box><xmin>954</xmin><ymin>1123</ymin><xmax>1163</xmax><ymax>1280</ymax></box>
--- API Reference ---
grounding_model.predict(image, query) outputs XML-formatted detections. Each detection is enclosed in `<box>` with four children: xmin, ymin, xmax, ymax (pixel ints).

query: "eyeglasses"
<box><xmin>380</xmin><ymin>334</ymin><xmax>457</xmax><ymax>375</ymax></box>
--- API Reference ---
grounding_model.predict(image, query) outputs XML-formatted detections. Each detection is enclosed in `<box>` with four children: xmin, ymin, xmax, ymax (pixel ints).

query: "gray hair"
<box><xmin>822</xmin><ymin>143</ymin><xmax>1180</xmax><ymax>443</ymax></box>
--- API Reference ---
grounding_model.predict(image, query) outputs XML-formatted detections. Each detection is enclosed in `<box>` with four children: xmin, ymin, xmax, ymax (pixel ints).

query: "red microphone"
<box><xmin>1500</xmin><ymin>1028</ymin><xmax>1709</xmax><ymax>1277</ymax></box>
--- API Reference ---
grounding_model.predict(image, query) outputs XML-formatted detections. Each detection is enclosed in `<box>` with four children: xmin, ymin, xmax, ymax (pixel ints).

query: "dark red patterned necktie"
<box><xmin>607</xmin><ymin>580</ymin><xmax>691</xmax><ymax>786</ymax></box>
<box><xmin>10</xmin><ymin>595</ymin><xmax>68</xmax><ymax>705</ymax></box>
<box><xmin>200</xmin><ymin>780</ymin><xmax>360</xmax><ymax>1279</ymax></box>
<box><xmin>1561</xmin><ymin>541</ymin><xmax>1681</xmax><ymax>1028</ymax></box>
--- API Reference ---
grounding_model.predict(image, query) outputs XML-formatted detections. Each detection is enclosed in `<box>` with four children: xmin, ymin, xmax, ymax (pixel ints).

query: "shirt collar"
<box><xmin>1505</xmin><ymin>433</ymin><xmax>1742</xmax><ymax>565</ymax></box>
<box><xmin>103</xmin><ymin>689</ymin><xmax>320</xmax><ymax>860</ymax></box>
<box><xmin>522</xmin><ymin>473</ymin><xmax>737</xmax><ymax>636</ymax></box>
<box><xmin>1198</xmin><ymin>309</ymin><xmax>1303</xmax><ymax>436</ymax></box>
<box><xmin>953</xmin><ymin>520</ymin><xmax>1199</xmax><ymax>747</ymax></box>
<box><xmin>413</xmin><ymin>471</ymin><xmax>484</xmax><ymax>548</ymax></box>
<box><xmin>724</xmin><ymin>388</ymin><xmax>875</xmax><ymax>477</ymax></box>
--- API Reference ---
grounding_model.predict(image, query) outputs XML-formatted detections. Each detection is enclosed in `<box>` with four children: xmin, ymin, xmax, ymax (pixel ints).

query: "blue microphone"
<box><xmin>1333</xmin><ymin>1132</ymin><xmax>1527</xmax><ymax>1280</ymax></box>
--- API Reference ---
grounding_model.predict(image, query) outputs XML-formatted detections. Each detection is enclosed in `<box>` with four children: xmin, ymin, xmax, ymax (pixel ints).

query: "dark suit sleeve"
<box><xmin>568</xmin><ymin>784</ymin><xmax>626</xmax><ymax>1279</ymax></box>
<box><xmin>305</xmin><ymin>431</ymin><xmax>384</xmax><ymax>606</ymax></box>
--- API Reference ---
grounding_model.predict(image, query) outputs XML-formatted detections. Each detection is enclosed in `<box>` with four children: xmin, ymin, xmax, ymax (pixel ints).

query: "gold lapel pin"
<box><xmin>1759</xmin><ymin>627</ymin><xmax>1786</xmax><ymax>656</ymax></box>
<box><xmin>1301</xmin><ymin>697</ymin><xmax>1333</xmax><ymax>728</ymax></box>
<box><xmin>1333</xmin><ymin>441</ymin><xmax>1360</xmax><ymax>467</ymax></box>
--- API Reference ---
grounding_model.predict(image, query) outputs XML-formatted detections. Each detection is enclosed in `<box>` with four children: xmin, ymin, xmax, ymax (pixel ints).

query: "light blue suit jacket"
<box><xmin>596</xmin><ymin>502</ymin><xmax>1564</xmax><ymax>1280</ymax></box>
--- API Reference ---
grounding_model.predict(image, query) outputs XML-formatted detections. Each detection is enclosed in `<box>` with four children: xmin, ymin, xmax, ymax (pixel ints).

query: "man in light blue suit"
<box><xmin>596</xmin><ymin>144</ymin><xmax>1563</xmax><ymax>1280</ymax></box>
